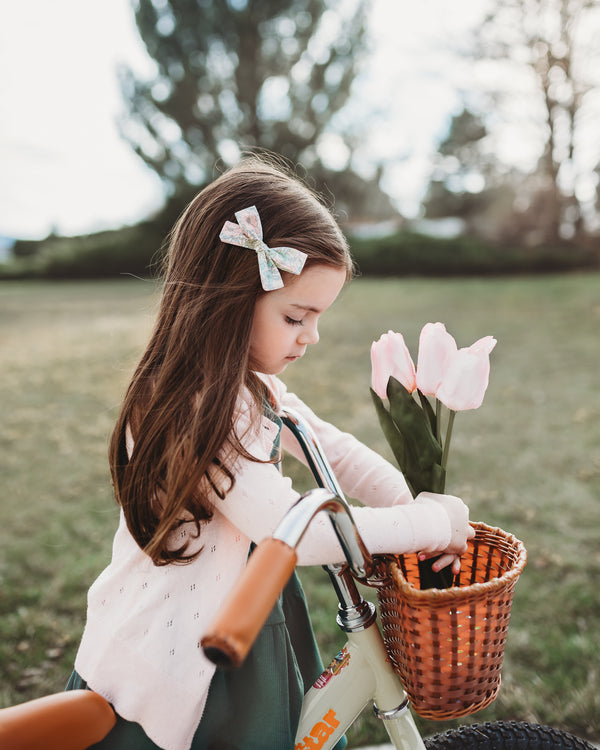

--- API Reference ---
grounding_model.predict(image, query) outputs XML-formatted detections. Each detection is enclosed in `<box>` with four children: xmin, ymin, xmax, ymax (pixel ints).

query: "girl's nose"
<box><xmin>298</xmin><ymin>323</ymin><xmax>319</xmax><ymax>346</ymax></box>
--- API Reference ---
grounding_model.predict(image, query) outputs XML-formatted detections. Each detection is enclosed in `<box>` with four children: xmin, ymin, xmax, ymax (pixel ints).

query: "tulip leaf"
<box><xmin>386</xmin><ymin>378</ymin><xmax>442</xmax><ymax>470</ymax></box>
<box><xmin>370</xmin><ymin>383</ymin><xmax>447</xmax><ymax>498</ymax></box>
<box><xmin>429</xmin><ymin>462</ymin><xmax>446</xmax><ymax>494</ymax></box>
<box><xmin>371</xmin><ymin>381</ymin><xmax>453</xmax><ymax>590</ymax></box>
<box><xmin>408</xmin><ymin>466</ymin><xmax>443</xmax><ymax>497</ymax></box>
<box><xmin>382</xmin><ymin>378</ymin><xmax>446</xmax><ymax>496</ymax></box>
<box><xmin>370</xmin><ymin>389</ymin><xmax>408</xmax><ymax>465</ymax></box>
<box><xmin>417</xmin><ymin>389</ymin><xmax>437</xmax><ymax>437</ymax></box>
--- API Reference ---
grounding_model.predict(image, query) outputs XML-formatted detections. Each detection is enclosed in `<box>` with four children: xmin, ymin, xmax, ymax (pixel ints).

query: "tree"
<box><xmin>424</xmin><ymin>108</ymin><xmax>492</xmax><ymax>221</ymax></box>
<box><xmin>468</xmin><ymin>0</ymin><xmax>600</xmax><ymax>242</ymax></box>
<box><xmin>422</xmin><ymin>108</ymin><xmax>520</xmax><ymax>242</ymax></box>
<box><xmin>117</xmin><ymin>0</ymin><xmax>396</xmax><ymax>219</ymax></box>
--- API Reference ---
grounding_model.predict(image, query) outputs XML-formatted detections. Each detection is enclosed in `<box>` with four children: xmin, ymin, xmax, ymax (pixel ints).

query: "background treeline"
<box><xmin>3</xmin><ymin>221</ymin><xmax>598</xmax><ymax>280</ymax></box>
<box><xmin>3</xmin><ymin>0</ymin><xmax>600</xmax><ymax>280</ymax></box>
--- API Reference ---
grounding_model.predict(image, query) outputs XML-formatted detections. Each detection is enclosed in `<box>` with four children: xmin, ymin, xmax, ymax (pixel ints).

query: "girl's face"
<box><xmin>249</xmin><ymin>264</ymin><xmax>347</xmax><ymax>375</ymax></box>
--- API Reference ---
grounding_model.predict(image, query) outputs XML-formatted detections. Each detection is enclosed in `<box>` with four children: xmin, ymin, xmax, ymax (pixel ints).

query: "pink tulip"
<box><xmin>371</xmin><ymin>330</ymin><xmax>417</xmax><ymax>398</ymax></box>
<box><xmin>436</xmin><ymin>336</ymin><xmax>497</xmax><ymax>410</ymax></box>
<box><xmin>416</xmin><ymin>322</ymin><xmax>458</xmax><ymax>396</ymax></box>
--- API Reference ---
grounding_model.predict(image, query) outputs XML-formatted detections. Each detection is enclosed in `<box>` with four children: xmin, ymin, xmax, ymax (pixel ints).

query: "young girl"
<box><xmin>67</xmin><ymin>158</ymin><xmax>474</xmax><ymax>750</ymax></box>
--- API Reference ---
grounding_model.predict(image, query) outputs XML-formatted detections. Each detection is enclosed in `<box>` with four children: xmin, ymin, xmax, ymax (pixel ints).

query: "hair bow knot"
<box><xmin>219</xmin><ymin>205</ymin><xmax>307</xmax><ymax>291</ymax></box>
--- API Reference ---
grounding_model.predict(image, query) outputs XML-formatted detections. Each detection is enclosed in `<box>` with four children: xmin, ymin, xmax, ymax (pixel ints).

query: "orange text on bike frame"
<box><xmin>295</xmin><ymin>709</ymin><xmax>340</xmax><ymax>750</ymax></box>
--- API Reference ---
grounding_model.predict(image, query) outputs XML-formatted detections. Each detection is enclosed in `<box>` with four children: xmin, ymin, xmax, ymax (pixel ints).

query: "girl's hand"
<box><xmin>415</xmin><ymin>491</ymin><xmax>476</xmax><ymax>566</ymax></box>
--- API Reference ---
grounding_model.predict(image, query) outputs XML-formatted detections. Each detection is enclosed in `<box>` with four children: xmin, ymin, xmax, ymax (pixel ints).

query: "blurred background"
<box><xmin>1</xmin><ymin>0</ymin><xmax>599</xmax><ymax>275</ymax></box>
<box><xmin>1</xmin><ymin>0</ymin><xmax>599</xmax><ymax>745</ymax></box>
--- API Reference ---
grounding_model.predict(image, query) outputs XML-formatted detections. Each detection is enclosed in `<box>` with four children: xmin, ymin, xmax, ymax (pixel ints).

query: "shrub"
<box><xmin>349</xmin><ymin>231</ymin><xmax>599</xmax><ymax>276</ymax></box>
<box><xmin>2</xmin><ymin>226</ymin><xmax>598</xmax><ymax>280</ymax></box>
<box><xmin>4</xmin><ymin>224</ymin><xmax>166</xmax><ymax>280</ymax></box>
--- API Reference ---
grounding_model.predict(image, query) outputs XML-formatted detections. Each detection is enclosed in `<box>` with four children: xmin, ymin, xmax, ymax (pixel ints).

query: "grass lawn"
<box><xmin>1</xmin><ymin>275</ymin><xmax>599</xmax><ymax>744</ymax></box>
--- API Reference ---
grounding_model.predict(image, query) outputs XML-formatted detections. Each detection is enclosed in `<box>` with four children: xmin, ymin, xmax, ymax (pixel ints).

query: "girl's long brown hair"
<box><xmin>109</xmin><ymin>157</ymin><xmax>352</xmax><ymax>564</ymax></box>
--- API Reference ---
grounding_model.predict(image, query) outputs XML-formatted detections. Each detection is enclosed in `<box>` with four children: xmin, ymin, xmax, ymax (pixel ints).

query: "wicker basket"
<box><xmin>372</xmin><ymin>522</ymin><xmax>527</xmax><ymax>720</ymax></box>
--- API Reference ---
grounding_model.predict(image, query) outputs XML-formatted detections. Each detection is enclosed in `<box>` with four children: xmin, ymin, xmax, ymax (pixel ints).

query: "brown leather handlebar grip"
<box><xmin>201</xmin><ymin>537</ymin><xmax>298</xmax><ymax>669</ymax></box>
<box><xmin>0</xmin><ymin>689</ymin><xmax>116</xmax><ymax>750</ymax></box>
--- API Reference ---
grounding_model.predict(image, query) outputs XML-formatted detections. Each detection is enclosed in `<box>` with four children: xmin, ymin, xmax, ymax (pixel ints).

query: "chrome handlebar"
<box><xmin>280</xmin><ymin>408</ymin><xmax>374</xmax><ymax>581</ymax></box>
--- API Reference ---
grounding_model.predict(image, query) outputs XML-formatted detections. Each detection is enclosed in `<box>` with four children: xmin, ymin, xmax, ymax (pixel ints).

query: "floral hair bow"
<box><xmin>219</xmin><ymin>205</ymin><xmax>307</xmax><ymax>291</ymax></box>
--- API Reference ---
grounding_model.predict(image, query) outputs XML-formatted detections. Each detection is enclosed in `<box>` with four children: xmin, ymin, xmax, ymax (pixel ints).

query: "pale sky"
<box><xmin>0</xmin><ymin>0</ymin><xmax>486</xmax><ymax>240</ymax></box>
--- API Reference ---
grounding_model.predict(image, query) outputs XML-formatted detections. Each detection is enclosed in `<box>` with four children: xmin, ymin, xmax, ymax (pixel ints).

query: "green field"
<box><xmin>1</xmin><ymin>276</ymin><xmax>599</xmax><ymax>744</ymax></box>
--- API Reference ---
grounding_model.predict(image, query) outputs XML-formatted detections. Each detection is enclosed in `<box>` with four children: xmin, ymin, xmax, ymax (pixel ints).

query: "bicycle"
<box><xmin>201</xmin><ymin>407</ymin><xmax>596</xmax><ymax>750</ymax></box>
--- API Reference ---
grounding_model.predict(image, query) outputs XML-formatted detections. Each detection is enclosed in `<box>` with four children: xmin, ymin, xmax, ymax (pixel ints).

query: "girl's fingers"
<box><xmin>430</xmin><ymin>553</ymin><xmax>456</xmax><ymax>572</ymax></box>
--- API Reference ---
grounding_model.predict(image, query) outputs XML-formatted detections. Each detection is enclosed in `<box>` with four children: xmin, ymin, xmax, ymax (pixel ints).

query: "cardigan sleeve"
<box><xmin>214</xmin><ymin>449</ymin><xmax>452</xmax><ymax>566</ymax></box>
<box><xmin>213</xmin><ymin>381</ymin><xmax>453</xmax><ymax>567</ymax></box>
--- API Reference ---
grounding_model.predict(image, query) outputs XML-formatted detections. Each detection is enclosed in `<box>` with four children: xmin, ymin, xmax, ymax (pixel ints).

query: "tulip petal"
<box><xmin>416</xmin><ymin>322</ymin><xmax>457</xmax><ymax>396</ymax></box>
<box><xmin>370</xmin><ymin>341</ymin><xmax>388</xmax><ymax>399</ymax></box>
<box><xmin>370</xmin><ymin>330</ymin><xmax>416</xmax><ymax>397</ymax></box>
<box><xmin>471</xmin><ymin>335</ymin><xmax>497</xmax><ymax>355</ymax></box>
<box><xmin>436</xmin><ymin>339</ymin><xmax>495</xmax><ymax>411</ymax></box>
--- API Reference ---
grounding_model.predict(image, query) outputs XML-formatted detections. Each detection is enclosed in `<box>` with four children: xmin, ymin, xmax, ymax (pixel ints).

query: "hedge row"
<box><xmin>2</xmin><ymin>227</ymin><xmax>598</xmax><ymax>280</ymax></box>
<box><xmin>4</xmin><ymin>225</ymin><xmax>166</xmax><ymax>280</ymax></box>
<box><xmin>349</xmin><ymin>231</ymin><xmax>599</xmax><ymax>277</ymax></box>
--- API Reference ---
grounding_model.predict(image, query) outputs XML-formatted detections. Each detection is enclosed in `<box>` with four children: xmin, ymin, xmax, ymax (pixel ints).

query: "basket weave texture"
<box><xmin>373</xmin><ymin>522</ymin><xmax>527</xmax><ymax>720</ymax></box>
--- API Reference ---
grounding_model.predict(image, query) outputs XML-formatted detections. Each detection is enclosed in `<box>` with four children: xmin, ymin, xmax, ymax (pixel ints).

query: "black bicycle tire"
<box><xmin>424</xmin><ymin>721</ymin><xmax>596</xmax><ymax>750</ymax></box>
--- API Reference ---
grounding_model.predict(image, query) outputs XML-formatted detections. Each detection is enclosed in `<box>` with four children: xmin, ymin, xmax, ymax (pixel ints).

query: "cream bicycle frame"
<box><xmin>295</xmin><ymin>623</ymin><xmax>424</xmax><ymax>750</ymax></box>
<box><xmin>280</xmin><ymin>409</ymin><xmax>426</xmax><ymax>750</ymax></box>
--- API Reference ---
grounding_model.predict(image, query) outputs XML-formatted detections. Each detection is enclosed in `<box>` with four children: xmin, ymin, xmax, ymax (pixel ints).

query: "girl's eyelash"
<box><xmin>285</xmin><ymin>316</ymin><xmax>303</xmax><ymax>326</ymax></box>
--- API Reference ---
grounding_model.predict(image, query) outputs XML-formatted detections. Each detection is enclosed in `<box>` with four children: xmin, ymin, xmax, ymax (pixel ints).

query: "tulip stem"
<box><xmin>435</xmin><ymin>399</ymin><xmax>442</xmax><ymax>441</ymax></box>
<box><xmin>441</xmin><ymin>409</ymin><xmax>456</xmax><ymax>471</ymax></box>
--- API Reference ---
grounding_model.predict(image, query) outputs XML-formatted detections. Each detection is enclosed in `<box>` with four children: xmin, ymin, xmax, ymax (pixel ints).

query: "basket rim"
<box><xmin>376</xmin><ymin>521</ymin><xmax>527</xmax><ymax>602</ymax></box>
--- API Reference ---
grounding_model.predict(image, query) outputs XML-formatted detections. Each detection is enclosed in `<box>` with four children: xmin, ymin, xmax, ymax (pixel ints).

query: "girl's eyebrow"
<box><xmin>290</xmin><ymin>303</ymin><xmax>321</xmax><ymax>314</ymax></box>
